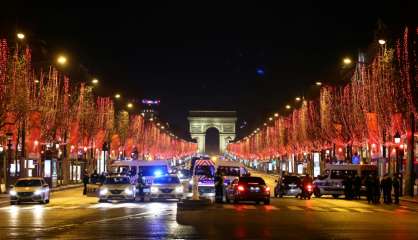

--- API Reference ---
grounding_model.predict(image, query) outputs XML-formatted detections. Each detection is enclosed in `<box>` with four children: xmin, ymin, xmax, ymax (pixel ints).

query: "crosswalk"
<box><xmin>214</xmin><ymin>205</ymin><xmax>418</xmax><ymax>214</ymax></box>
<box><xmin>0</xmin><ymin>203</ymin><xmax>417</xmax><ymax>214</ymax></box>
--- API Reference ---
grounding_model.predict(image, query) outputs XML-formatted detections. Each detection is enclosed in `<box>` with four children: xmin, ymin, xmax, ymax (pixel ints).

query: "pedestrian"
<box><xmin>343</xmin><ymin>176</ymin><xmax>350</xmax><ymax>199</ymax></box>
<box><xmin>392</xmin><ymin>174</ymin><xmax>400</xmax><ymax>204</ymax></box>
<box><xmin>373</xmin><ymin>175</ymin><xmax>381</xmax><ymax>204</ymax></box>
<box><xmin>90</xmin><ymin>170</ymin><xmax>99</xmax><ymax>184</ymax></box>
<box><xmin>214</xmin><ymin>171</ymin><xmax>224</xmax><ymax>203</ymax></box>
<box><xmin>353</xmin><ymin>174</ymin><xmax>361</xmax><ymax>200</ymax></box>
<box><xmin>386</xmin><ymin>174</ymin><xmax>392</xmax><ymax>204</ymax></box>
<box><xmin>381</xmin><ymin>174</ymin><xmax>388</xmax><ymax>203</ymax></box>
<box><xmin>82</xmin><ymin>169</ymin><xmax>89</xmax><ymax>195</ymax></box>
<box><xmin>365</xmin><ymin>175</ymin><xmax>373</xmax><ymax>203</ymax></box>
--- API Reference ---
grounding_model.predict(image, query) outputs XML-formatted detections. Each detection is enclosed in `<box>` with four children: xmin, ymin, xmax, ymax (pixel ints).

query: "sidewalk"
<box><xmin>400</xmin><ymin>196</ymin><xmax>418</xmax><ymax>204</ymax></box>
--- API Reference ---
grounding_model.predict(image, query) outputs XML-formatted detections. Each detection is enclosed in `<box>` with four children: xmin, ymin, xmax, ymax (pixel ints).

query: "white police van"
<box><xmin>313</xmin><ymin>164</ymin><xmax>377</xmax><ymax>198</ymax></box>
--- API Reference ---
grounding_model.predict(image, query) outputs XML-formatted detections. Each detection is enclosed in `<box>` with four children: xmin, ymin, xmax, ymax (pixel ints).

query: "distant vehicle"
<box><xmin>177</xmin><ymin>169</ymin><xmax>191</xmax><ymax>183</ymax></box>
<box><xmin>225</xmin><ymin>176</ymin><xmax>270</xmax><ymax>205</ymax></box>
<box><xmin>274</xmin><ymin>175</ymin><xmax>301</xmax><ymax>198</ymax></box>
<box><xmin>110</xmin><ymin>160</ymin><xmax>170</xmax><ymax>186</ymax></box>
<box><xmin>9</xmin><ymin>177</ymin><xmax>50</xmax><ymax>205</ymax></box>
<box><xmin>313</xmin><ymin>164</ymin><xmax>378</xmax><ymax>198</ymax></box>
<box><xmin>99</xmin><ymin>176</ymin><xmax>136</xmax><ymax>202</ymax></box>
<box><xmin>216</xmin><ymin>160</ymin><xmax>249</xmax><ymax>186</ymax></box>
<box><xmin>150</xmin><ymin>175</ymin><xmax>184</xmax><ymax>201</ymax></box>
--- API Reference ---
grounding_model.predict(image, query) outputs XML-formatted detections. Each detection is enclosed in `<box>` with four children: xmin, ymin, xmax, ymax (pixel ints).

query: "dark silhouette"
<box><xmin>82</xmin><ymin>170</ymin><xmax>89</xmax><ymax>195</ymax></box>
<box><xmin>392</xmin><ymin>174</ymin><xmax>400</xmax><ymax>204</ymax></box>
<box><xmin>353</xmin><ymin>174</ymin><xmax>361</xmax><ymax>200</ymax></box>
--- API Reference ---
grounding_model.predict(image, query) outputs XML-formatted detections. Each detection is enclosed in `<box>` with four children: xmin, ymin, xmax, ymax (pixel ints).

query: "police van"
<box><xmin>313</xmin><ymin>164</ymin><xmax>377</xmax><ymax>198</ymax></box>
<box><xmin>215</xmin><ymin>160</ymin><xmax>249</xmax><ymax>186</ymax></box>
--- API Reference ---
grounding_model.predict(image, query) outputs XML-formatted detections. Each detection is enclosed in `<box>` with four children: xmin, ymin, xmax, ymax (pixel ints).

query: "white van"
<box><xmin>216</xmin><ymin>160</ymin><xmax>248</xmax><ymax>186</ymax></box>
<box><xmin>313</xmin><ymin>164</ymin><xmax>377</xmax><ymax>198</ymax></box>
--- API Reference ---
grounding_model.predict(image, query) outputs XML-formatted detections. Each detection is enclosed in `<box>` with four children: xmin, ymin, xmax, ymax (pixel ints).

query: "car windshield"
<box><xmin>194</xmin><ymin>165</ymin><xmax>215</xmax><ymax>177</ymax></box>
<box><xmin>217</xmin><ymin>166</ymin><xmax>240</xmax><ymax>176</ymax></box>
<box><xmin>15</xmin><ymin>179</ymin><xmax>42</xmax><ymax>187</ymax></box>
<box><xmin>139</xmin><ymin>166</ymin><xmax>168</xmax><ymax>176</ymax></box>
<box><xmin>153</xmin><ymin>176</ymin><xmax>180</xmax><ymax>184</ymax></box>
<box><xmin>239</xmin><ymin>177</ymin><xmax>265</xmax><ymax>185</ymax></box>
<box><xmin>104</xmin><ymin>177</ymin><xmax>130</xmax><ymax>184</ymax></box>
<box><xmin>283</xmin><ymin>176</ymin><xmax>301</xmax><ymax>184</ymax></box>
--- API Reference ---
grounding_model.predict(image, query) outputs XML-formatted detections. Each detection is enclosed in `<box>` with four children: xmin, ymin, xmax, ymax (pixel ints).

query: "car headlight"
<box><xmin>124</xmin><ymin>187</ymin><xmax>133</xmax><ymax>195</ymax></box>
<box><xmin>151</xmin><ymin>186</ymin><xmax>159</xmax><ymax>193</ymax></box>
<box><xmin>175</xmin><ymin>186</ymin><xmax>184</xmax><ymax>193</ymax></box>
<box><xmin>34</xmin><ymin>190</ymin><xmax>43</xmax><ymax>195</ymax></box>
<box><xmin>99</xmin><ymin>188</ymin><xmax>108</xmax><ymax>195</ymax></box>
<box><xmin>9</xmin><ymin>190</ymin><xmax>17</xmax><ymax>196</ymax></box>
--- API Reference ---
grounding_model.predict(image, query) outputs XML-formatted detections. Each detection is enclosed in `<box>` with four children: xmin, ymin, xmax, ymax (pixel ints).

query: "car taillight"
<box><xmin>237</xmin><ymin>185</ymin><xmax>245</xmax><ymax>191</ymax></box>
<box><xmin>265</xmin><ymin>186</ymin><xmax>270</xmax><ymax>192</ymax></box>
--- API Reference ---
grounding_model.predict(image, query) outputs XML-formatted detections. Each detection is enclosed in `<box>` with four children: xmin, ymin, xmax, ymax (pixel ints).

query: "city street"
<box><xmin>0</xmin><ymin>179</ymin><xmax>417</xmax><ymax>239</ymax></box>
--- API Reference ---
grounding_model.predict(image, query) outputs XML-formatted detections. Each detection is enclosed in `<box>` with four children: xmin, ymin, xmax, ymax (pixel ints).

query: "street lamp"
<box><xmin>274</xmin><ymin>113</ymin><xmax>279</xmax><ymax>117</ymax></box>
<box><xmin>57</xmin><ymin>55</ymin><xmax>67</xmax><ymax>65</ymax></box>
<box><xmin>394</xmin><ymin>131</ymin><xmax>401</xmax><ymax>144</ymax></box>
<box><xmin>268</xmin><ymin>117</ymin><xmax>273</xmax><ymax>121</ymax></box>
<box><xmin>378</xmin><ymin>39</ymin><xmax>386</xmax><ymax>45</ymax></box>
<box><xmin>315</xmin><ymin>81</ymin><xmax>322</xmax><ymax>86</ymax></box>
<box><xmin>91</xmin><ymin>78</ymin><xmax>99</xmax><ymax>85</ymax></box>
<box><xmin>126</xmin><ymin>103</ymin><xmax>133</xmax><ymax>109</ymax></box>
<box><xmin>343</xmin><ymin>57</ymin><xmax>352</xmax><ymax>65</ymax></box>
<box><xmin>295</xmin><ymin>97</ymin><xmax>301</xmax><ymax>102</ymax></box>
<box><xmin>34</xmin><ymin>79</ymin><xmax>40</xmax><ymax>84</ymax></box>
<box><xmin>114</xmin><ymin>93</ymin><xmax>121</xmax><ymax>99</ymax></box>
<box><xmin>17</xmin><ymin>33</ymin><xmax>25</xmax><ymax>40</ymax></box>
<box><xmin>285</xmin><ymin>105</ymin><xmax>291</xmax><ymax>110</ymax></box>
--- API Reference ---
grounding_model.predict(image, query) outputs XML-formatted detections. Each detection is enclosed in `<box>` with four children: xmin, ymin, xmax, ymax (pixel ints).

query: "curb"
<box><xmin>177</xmin><ymin>199</ymin><xmax>212</xmax><ymax>210</ymax></box>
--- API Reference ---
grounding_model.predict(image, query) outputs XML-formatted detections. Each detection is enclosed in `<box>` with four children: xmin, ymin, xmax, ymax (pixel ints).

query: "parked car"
<box><xmin>225</xmin><ymin>176</ymin><xmax>270</xmax><ymax>204</ymax></box>
<box><xmin>9</xmin><ymin>177</ymin><xmax>50</xmax><ymax>205</ymax></box>
<box><xmin>99</xmin><ymin>176</ymin><xmax>136</xmax><ymax>202</ymax></box>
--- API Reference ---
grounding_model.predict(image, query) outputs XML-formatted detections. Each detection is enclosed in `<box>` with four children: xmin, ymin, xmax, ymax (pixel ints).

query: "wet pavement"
<box><xmin>0</xmin><ymin>185</ymin><xmax>417</xmax><ymax>239</ymax></box>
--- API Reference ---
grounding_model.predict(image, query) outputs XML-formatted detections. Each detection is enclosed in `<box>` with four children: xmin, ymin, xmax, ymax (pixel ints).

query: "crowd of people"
<box><xmin>342</xmin><ymin>173</ymin><xmax>401</xmax><ymax>204</ymax></box>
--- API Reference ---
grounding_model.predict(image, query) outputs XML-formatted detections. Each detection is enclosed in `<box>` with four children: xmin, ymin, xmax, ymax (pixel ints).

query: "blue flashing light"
<box><xmin>154</xmin><ymin>170</ymin><xmax>162</xmax><ymax>177</ymax></box>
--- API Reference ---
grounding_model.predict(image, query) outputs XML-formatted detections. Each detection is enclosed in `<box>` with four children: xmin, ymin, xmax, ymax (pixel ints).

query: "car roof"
<box><xmin>216</xmin><ymin>160</ymin><xmax>243</xmax><ymax>167</ymax></box>
<box><xmin>17</xmin><ymin>177</ymin><xmax>44</xmax><ymax>181</ymax></box>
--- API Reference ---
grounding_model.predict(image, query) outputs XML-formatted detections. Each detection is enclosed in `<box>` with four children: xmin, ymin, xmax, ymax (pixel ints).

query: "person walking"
<box><xmin>392</xmin><ymin>174</ymin><xmax>400</xmax><ymax>204</ymax></box>
<box><xmin>214</xmin><ymin>171</ymin><xmax>224</xmax><ymax>203</ymax></box>
<box><xmin>82</xmin><ymin>170</ymin><xmax>89</xmax><ymax>195</ymax></box>
<box><xmin>353</xmin><ymin>174</ymin><xmax>361</xmax><ymax>200</ymax></box>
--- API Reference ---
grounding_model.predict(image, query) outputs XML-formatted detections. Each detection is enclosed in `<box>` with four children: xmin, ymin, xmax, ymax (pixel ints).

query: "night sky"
<box><xmin>1</xmin><ymin>2</ymin><xmax>416</xmax><ymax>139</ymax></box>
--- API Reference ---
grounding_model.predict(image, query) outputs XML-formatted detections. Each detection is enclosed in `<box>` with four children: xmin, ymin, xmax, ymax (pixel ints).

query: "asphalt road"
<box><xmin>0</xmin><ymin>179</ymin><xmax>417</xmax><ymax>239</ymax></box>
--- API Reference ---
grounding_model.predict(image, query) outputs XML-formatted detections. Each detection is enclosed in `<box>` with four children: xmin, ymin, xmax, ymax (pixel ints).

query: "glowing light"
<box><xmin>83</xmin><ymin>147</ymin><xmax>88</xmax><ymax>152</ymax></box>
<box><xmin>154</xmin><ymin>170</ymin><xmax>162</xmax><ymax>177</ymax></box>
<box><xmin>157</xmin><ymin>123</ymin><xmax>160</xmax><ymax>126</ymax></box>
<box><xmin>161</xmin><ymin>126</ymin><xmax>165</xmax><ymax>129</ymax></box>
<box><xmin>343</xmin><ymin>57</ymin><xmax>352</xmax><ymax>65</ymax></box>
<box><xmin>57</xmin><ymin>55</ymin><xmax>67</xmax><ymax>65</ymax></box>
<box><xmin>285</xmin><ymin>105</ymin><xmax>291</xmax><ymax>109</ymax></box>
<box><xmin>274</xmin><ymin>113</ymin><xmax>279</xmax><ymax>117</ymax></box>
<box><xmin>268</xmin><ymin>117</ymin><xmax>273</xmax><ymax>121</ymax></box>
<box><xmin>17</xmin><ymin>33</ymin><xmax>25</xmax><ymax>40</ymax></box>
<box><xmin>295</xmin><ymin>97</ymin><xmax>301</xmax><ymax>102</ymax></box>
<box><xmin>34</xmin><ymin>79</ymin><xmax>40</xmax><ymax>84</ymax></box>
<box><xmin>371</xmin><ymin>143</ymin><xmax>376</xmax><ymax>148</ymax></box>
<box><xmin>338</xmin><ymin>148</ymin><xmax>343</xmax><ymax>153</ymax></box>
<box><xmin>91</xmin><ymin>78</ymin><xmax>99</xmax><ymax>85</ymax></box>
<box><xmin>378</xmin><ymin>39</ymin><xmax>386</xmax><ymax>45</ymax></box>
<box><xmin>34</xmin><ymin>140</ymin><xmax>39</xmax><ymax>146</ymax></box>
<box><xmin>315</xmin><ymin>81</ymin><xmax>322</xmax><ymax>86</ymax></box>
<box><xmin>114</xmin><ymin>93</ymin><xmax>121</xmax><ymax>99</ymax></box>
<box><xmin>149</xmin><ymin>118</ymin><xmax>154</xmax><ymax>121</ymax></box>
<box><xmin>394</xmin><ymin>132</ymin><xmax>401</xmax><ymax>144</ymax></box>
<box><xmin>127</xmin><ymin>103</ymin><xmax>133</xmax><ymax>108</ymax></box>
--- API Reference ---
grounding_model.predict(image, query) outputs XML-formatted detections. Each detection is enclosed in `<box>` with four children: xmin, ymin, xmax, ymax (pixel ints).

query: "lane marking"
<box><xmin>351</xmin><ymin>208</ymin><xmax>372</xmax><ymax>213</ymax></box>
<box><xmin>288</xmin><ymin>206</ymin><xmax>304</xmax><ymax>211</ymax></box>
<box><xmin>330</xmin><ymin>207</ymin><xmax>350</xmax><ymax>212</ymax></box>
<box><xmin>307</xmin><ymin>206</ymin><xmax>327</xmax><ymax>211</ymax></box>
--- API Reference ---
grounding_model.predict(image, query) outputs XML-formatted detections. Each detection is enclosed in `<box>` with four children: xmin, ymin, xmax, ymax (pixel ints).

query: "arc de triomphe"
<box><xmin>188</xmin><ymin>111</ymin><xmax>237</xmax><ymax>154</ymax></box>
